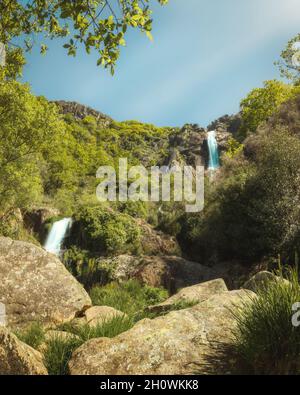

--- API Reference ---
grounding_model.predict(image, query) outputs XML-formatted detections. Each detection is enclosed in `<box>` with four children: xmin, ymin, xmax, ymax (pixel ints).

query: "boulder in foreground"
<box><xmin>0</xmin><ymin>327</ymin><xmax>47</xmax><ymax>375</ymax></box>
<box><xmin>0</xmin><ymin>237</ymin><xmax>91</xmax><ymax>328</ymax></box>
<box><xmin>69</xmin><ymin>289</ymin><xmax>255</xmax><ymax>375</ymax></box>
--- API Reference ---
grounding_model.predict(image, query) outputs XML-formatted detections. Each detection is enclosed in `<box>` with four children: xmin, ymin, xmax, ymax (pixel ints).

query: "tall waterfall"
<box><xmin>44</xmin><ymin>218</ymin><xmax>72</xmax><ymax>256</ymax></box>
<box><xmin>207</xmin><ymin>130</ymin><xmax>220</xmax><ymax>170</ymax></box>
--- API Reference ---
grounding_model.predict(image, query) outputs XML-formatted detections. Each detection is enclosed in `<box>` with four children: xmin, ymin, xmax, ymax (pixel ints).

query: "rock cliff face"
<box><xmin>53</xmin><ymin>100</ymin><xmax>112</xmax><ymax>127</ymax></box>
<box><xmin>208</xmin><ymin>114</ymin><xmax>242</xmax><ymax>138</ymax></box>
<box><xmin>167</xmin><ymin>123</ymin><xmax>232</xmax><ymax>169</ymax></box>
<box><xmin>53</xmin><ymin>101</ymin><xmax>235</xmax><ymax>170</ymax></box>
<box><xmin>0</xmin><ymin>237</ymin><xmax>91</xmax><ymax>328</ymax></box>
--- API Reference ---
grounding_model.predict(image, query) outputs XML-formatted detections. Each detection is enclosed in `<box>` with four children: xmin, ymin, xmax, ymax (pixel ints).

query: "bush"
<box><xmin>239</xmin><ymin>80</ymin><xmax>300</xmax><ymax>139</ymax></box>
<box><xmin>63</xmin><ymin>247</ymin><xmax>115</xmax><ymax>289</ymax></box>
<box><xmin>233</xmin><ymin>266</ymin><xmax>300</xmax><ymax>374</ymax></box>
<box><xmin>116</xmin><ymin>201</ymin><xmax>149</xmax><ymax>220</ymax></box>
<box><xmin>90</xmin><ymin>280</ymin><xmax>169</xmax><ymax>316</ymax></box>
<box><xmin>71</xmin><ymin>206</ymin><xmax>142</xmax><ymax>255</ymax></box>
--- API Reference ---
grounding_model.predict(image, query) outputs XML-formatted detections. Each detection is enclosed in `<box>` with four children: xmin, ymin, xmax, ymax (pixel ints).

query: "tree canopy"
<box><xmin>0</xmin><ymin>0</ymin><xmax>168</xmax><ymax>74</ymax></box>
<box><xmin>239</xmin><ymin>80</ymin><xmax>300</xmax><ymax>137</ymax></box>
<box><xmin>276</xmin><ymin>33</ymin><xmax>300</xmax><ymax>83</ymax></box>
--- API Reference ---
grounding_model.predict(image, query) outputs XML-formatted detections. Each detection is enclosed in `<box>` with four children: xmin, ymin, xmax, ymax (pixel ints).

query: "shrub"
<box><xmin>90</xmin><ymin>280</ymin><xmax>169</xmax><ymax>316</ymax></box>
<box><xmin>233</xmin><ymin>266</ymin><xmax>300</xmax><ymax>374</ymax></box>
<box><xmin>116</xmin><ymin>201</ymin><xmax>149</xmax><ymax>220</ymax></box>
<box><xmin>71</xmin><ymin>206</ymin><xmax>142</xmax><ymax>255</ymax></box>
<box><xmin>63</xmin><ymin>247</ymin><xmax>115</xmax><ymax>289</ymax></box>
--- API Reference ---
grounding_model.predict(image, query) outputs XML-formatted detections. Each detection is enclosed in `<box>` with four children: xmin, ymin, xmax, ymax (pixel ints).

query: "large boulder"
<box><xmin>242</xmin><ymin>271</ymin><xmax>290</xmax><ymax>293</ymax></box>
<box><xmin>0</xmin><ymin>327</ymin><xmax>47</xmax><ymax>375</ymax></box>
<box><xmin>0</xmin><ymin>237</ymin><xmax>91</xmax><ymax>328</ymax></box>
<box><xmin>97</xmin><ymin>255</ymin><xmax>214</xmax><ymax>294</ymax></box>
<box><xmin>69</xmin><ymin>289</ymin><xmax>255</xmax><ymax>375</ymax></box>
<box><xmin>146</xmin><ymin>279</ymin><xmax>228</xmax><ymax>314</ymax></box>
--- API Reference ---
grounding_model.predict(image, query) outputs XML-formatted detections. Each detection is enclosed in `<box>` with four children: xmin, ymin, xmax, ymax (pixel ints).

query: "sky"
<box><xmin>21</xmin><ymin>0</ymin><xmax>300</xmax><ymax>127</ymax></box>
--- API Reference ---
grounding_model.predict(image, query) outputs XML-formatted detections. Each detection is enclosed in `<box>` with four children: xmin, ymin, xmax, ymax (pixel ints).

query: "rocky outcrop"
<box><xmin>0</xmin><ymin>237</ymin><xmax>91</xmax><ymax>328</ymax></box>
<box><xmin>145</xmin><ymin>279</ymin><xmax>228</xmax><ymax>314</ymax></box>
<box><xmin>207</xmin><ymin>114</ymin><xmax>242</xmax><ymax>139</ymax></box>
<box><xmin>167</xmin><ymin>123</ymin><xmax>232</xmax><ymax>170</ymax></box>
<box><xmin>242</xmin><ymin>271</ymin><xmax>290</xmax><ymax>293</ymax></box>
<box><xmin>53</xmin><ymin>100</ymin><xmax>112</xmax><ymax>127</ymax></box>
<box><xmin>168</xmin><ymin>124</ymin><xmax>208</xmax><ymax>168</ymax></box>
<box><xmin>23</xmin><ymin>207</ymin><xmax>60</xmax><ymax>242</ymax></box>
<box><xmin>96</xmin><ymin>255</ymin><xmax>215</xmax><ymax>294</ymax></box>
<box><xmin>0</xmin><ymin>327</ymin><xmax>47</xmax><ymax>375</ymax></box>
<box><xmin>137</xmin><ymin>219</ymin><xmax>181</xmax><ymax>256</ymax></box>
<box><xmin>69</xmin><ymin>289</ymin><xmax>255</xmax><ymax>375</ymax></box>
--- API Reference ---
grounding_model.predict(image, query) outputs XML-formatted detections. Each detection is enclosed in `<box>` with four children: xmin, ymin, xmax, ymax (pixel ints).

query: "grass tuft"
<box><xmin>232</xmin><ymin>266</ymin><xmax>300</xmax><ymax>375</ymax></box>
<box><xmin>14</xmin><ymin>322</ymin><xmax>45</xmax><ymax>350</ymax></box>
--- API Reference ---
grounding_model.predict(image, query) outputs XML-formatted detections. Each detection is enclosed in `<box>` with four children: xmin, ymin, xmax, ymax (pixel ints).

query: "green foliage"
<box><xmin>15</xmin><ymin>322</ymin><xmax>45</xmax><ymax>350</ymax></box>
<box><xmin>63</xmin><ymin>247</ymin><xmax>116</xmax><ymax>289</ymax></box>
<box><xmin>41</xmin><ymin>115</ymin><xmax>171</xmax><ymax>213</ymax></box>
<box><xmin>97</xmin><ymin>120</ymin><xmax>172</xmax><ymax>167</ymax></box>
<box><xmin>156</xmin><ymin>201</ymin><xmax>186</xmax><ymax>237</ymax></box>
<box><xmin>0</xmin><ymin>0</ymin><xmax>168</xmax><ymax>74</ymax></box>
<box><xmin>181</xmin><ymin>128</ymin><xmax>300</xmax><ymax>263</ymax></box>
<box><xmin>16</xmin><ymin>317</ymin><xmax>133</xmax><ymax>375</ymax></box>
<box><xmin>276</xmin><ymin>33</ymin><xmax>300</xmax><ymax>83</ymax></box>
<box><xmin>233</xmin><ymin>266</ymin><xmax>300</xmax><ymax>374</ymax></box>
<box><xmin>44</xmin><ymin>336</ymin><xmax>80</xmax><ymax>376</ymax></box>
<box><xmin>59</xmin><ymin>315</ymin><xmax>134</xmax><ymax>343</ymax></box>
<box><xmin>90</xmin><ymin>280</ymin><xmax>169</xmax><ymax>316</ymax></box>
<box><xmin>224</xmin><ymin>137</ymin><xmax>244</xmax><ymax>159</ymax></box>
<box><xmin>240</xmin><ymin>80</ymin><xmax>300</xmax><ymax>138</ymax></box>
<box><xmin>0</xmin><ymin>80</ymin><xmax>65</xmax><ymax>215</ymax></box>
<box><xmin>116</xmin><ymin>200</ymin><xmax>149</xmax><ymax>219</ymax></box>
<box><xmin>0</xmin><ymin>46</ymin><xmax>26</xmax><ymax>80</ymax></box>
<box><xmin>72</xmin><ymin>206</ymin><xmax>142</xmax><ymax>255</ymax></box>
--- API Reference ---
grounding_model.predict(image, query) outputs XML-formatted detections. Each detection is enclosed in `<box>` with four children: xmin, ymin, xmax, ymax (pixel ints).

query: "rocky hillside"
<box><xmin>53</xmin><ymin>100</ymin><xmax>112</xmax><ymax>127</ymax></box>
<box><xmin>55</xmin><ymin>100</ymin><xmax>233</xmax><ymax>170</ymax></box>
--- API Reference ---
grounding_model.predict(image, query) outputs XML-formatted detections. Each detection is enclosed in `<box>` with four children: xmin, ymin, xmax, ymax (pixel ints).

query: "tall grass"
<box><xmin>14</xmin><ymin>322</ymin><xmax>45</xmax><ymax>349</ymax></box>
<box><xmin>233</xmin><ymin>266</ymin><xmax>300</xmax><ymax>375</ymax></box>
<box><xmin>44</xmin><ymin>315</ymin><xmax>134</xmax><ymax>375</ymax></box>
<box><xmin>90</xmin><ymin>280</ymin><xmax>169</xmax><ymax>316</ymax></box>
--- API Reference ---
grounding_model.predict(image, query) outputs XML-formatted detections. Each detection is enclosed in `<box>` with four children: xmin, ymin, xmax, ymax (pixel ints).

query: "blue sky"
<box><xmin>21</xmin><ymin>0</ymin><xmax>300</xmax><ymax>127</ymax></box>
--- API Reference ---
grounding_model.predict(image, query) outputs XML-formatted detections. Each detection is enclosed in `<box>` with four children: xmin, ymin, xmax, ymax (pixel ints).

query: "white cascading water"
<box><xmin>44</xmin><ymin>218</ymin><xmax>72</xmax><ymax>256</ymax></box>
<box><xmin>207</xmin><ymin>130</ymin><xmax>220</xmax><ymax>170</ymax></box>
